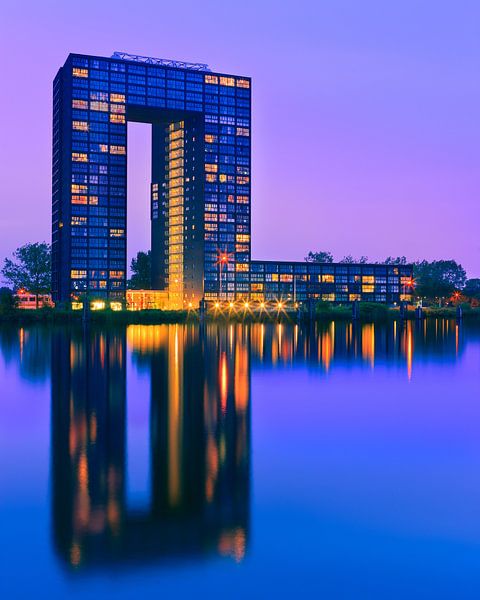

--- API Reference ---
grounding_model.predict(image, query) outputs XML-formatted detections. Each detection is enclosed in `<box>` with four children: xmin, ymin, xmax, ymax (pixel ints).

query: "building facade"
<box><xmin>249</xmin><ymin>261</ymin><xmax>413</xmax><ymax>304</ymax></box>
<box><xmin>52</xmin><ymin>52</ymin><xmax>412</xmax><ymax>308</ymax></box>
<box><xmin>52</xmin><ymin>52</ymin><xmax>251</xmax><ymax>307</ymax></box>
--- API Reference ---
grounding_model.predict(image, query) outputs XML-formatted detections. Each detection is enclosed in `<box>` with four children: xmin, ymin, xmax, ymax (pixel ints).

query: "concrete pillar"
<box><xmin>199</xmin><ymin>298</ymin><xmax>206</xmax><ymax>324</ymax></box>
<box><xmin>352</xmin><ymin>299</ymin><xmax>359</xmax><ymax>320</ymax></box>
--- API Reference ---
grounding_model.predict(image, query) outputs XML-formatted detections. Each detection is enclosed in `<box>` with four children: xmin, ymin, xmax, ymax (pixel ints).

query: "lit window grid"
<box><xmin>246</xmin><ymin>262</ymin><xmax>413</xmax><ymax>304</ymax></box>
<box><xmin>62</xmin><ymin>54</ymin><xmax>251</xmax><ymax>300</ymax></box>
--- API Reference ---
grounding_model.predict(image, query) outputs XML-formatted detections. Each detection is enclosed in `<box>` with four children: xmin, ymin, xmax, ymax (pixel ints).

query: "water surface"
<box><xmin>1</xmin><ymin>320</ymin><xmax>480</xmax><ymax>598</ymax></box>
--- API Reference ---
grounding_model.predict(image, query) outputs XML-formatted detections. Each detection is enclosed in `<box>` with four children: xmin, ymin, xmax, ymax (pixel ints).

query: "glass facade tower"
<box><xmin>52</xmin><ymin>53</ymin><xmax>251</xmax><ymax>306</ymax></box>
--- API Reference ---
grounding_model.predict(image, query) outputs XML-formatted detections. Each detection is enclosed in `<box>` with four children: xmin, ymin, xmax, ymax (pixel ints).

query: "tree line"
<box><xmin>306</xmin><ymin>250</ymin><xmax>479</xmax><ymax>303</ymax></box>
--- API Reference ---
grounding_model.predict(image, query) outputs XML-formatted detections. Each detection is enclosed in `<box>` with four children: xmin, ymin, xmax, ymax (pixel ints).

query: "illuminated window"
<box><xmin>109</xmin><ymin>270</ymin><xmax>125</xmax><ymax>279</ymax></box>
<box><xmin>72</xmin><ymin>121</ymin><xmax>88</xmax><ymax>132</ymax></box>
<box><xmin>71</xmin><ymin>216</ymin><xmax>87</xmax><ymax>226</ymax></box>
<box><xmin>110</xmin><ymin>114</ymin><xmax>126</xmax><ymax>124</ymax></box>
<box><xmin>89</xmin><ymin>196</ymin><xmax>99</xmax><ymax>205</ymax></box>
<box><xmin>206</xmin><ymin>174</ymin><xmax>217</xmax><ymax>182</ymax></box>
<box><xmin>205</xmin><ymin>164</ymin><xmax>218</xmax><ymax>173</ymax></box>
<box><xmin>362</xmin><ymin>275</ymin><xmax>375</xmax><ymax>284</ymax></box>
<box><xmin>236</xmin><ymin>234</ymin><xmax>250</xmax><ymax>242</ymax></box>
<box><xmin>72</xmin><ymin>153</ymin><xmax>88</xmax><ymax>162</ymax></box>
<box><xmin>110</xmin><ymin>93</ymin><xmax>125</xmax><ymax>103</ymax></box>
<box><xmin>205</xmin><ymin>134</ymin><xmax>217</xmax><ymax>143</ymax></box>
<box><xmin>72</xmin><ymin>68</ymin><xmax>88</xmax><ymax>78</ymax></box>
<box><xmin>236</xmin><ymin>263</ymin><xmax>249</xmax><ymax>271</ymax></box>
<box><xmin>71</xmin><ymin>184</ymin><xmax>87</xmax><ymax>194</ymax></box>
<box><xmin>110</xmin><ymin>145</ymin><xmax>126</xmax><ymax>155</ymax></box>
<box><xmin>362</xmin><ymin>285</ymin><xmax>375</xmax><ymax>293</ymax></box>
<box><xmin>220</xmin><ymin>76</ymin><xmax>235</xmax><ymax>87</ymax></box>
<box><xmin>236</xmin><ymin>79</ymin><xmax>250</xmax><ymax>89</ymax></box>
<box><xmin>205</xmin><ymin>74</ymin><xmax>218</xmax><ymax>84</ymax></box>
<box><xmin>236</xmin><ymin>127</ymin><xmax>250</xmax><ymax>137</ymax></box>
<box><xmin>71</xmin><ymin>269</ymin><xmax>87</xmax><ymax>279</ymax></box>
<box><xmin>322</xmin><ymin>274</ymin><xmax>335</xmax><ymax>283</ymax></box>
<box><xmin>72</xmin><ymin>99</ymin><xmax>88</xmax><ymax>109</ymax></box>
<box><xmin>110</xmin><ymin>228</ymin><xmax>125</xmax><ymax>237</ymax></box>
<box><xmin>236</xmin><ymin>176</ymin><xmax>249</xmax><ymax>185</ymax></box>
<box><xmin>71</xmin><ymin>195</ymin><xmax>88</xmax><ymax>205</ymax></box>
<box><xmin>280</xmin><ymin>274</ymin><xmax>293</xmax><ymax>282</ymax></box>
<box><xmin>90</xmin><ymin>101</ymin><xmax>108</xmax><ymax>112</ymax></box>
<box><xmin>237</xmin><ymin>195</ymin><xmax>249</xmax><ymax>204</ymax></box>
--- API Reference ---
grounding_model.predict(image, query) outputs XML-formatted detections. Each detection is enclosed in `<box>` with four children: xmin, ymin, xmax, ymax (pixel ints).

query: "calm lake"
<box><xmin>1</xmin><ymin>320</ymin><xmax>480</xmax><ymax>598</ymax></box>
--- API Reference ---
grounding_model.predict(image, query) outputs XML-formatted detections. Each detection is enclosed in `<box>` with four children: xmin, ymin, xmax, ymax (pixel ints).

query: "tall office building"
<box><xmin>52</xmin><ymin>52</ymin><xmax>412</xmax><ymax>307</ymax></box>
<box><xmin>52</xmin><ymin>52</ymin><xmax>251</xmax><ymax>307</ymax></box>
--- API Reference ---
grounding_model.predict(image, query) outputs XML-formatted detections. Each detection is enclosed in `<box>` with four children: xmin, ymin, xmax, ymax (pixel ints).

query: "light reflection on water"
<box><xmin>0</xmin><ymin>320</ymin><xmax>479</xmax><ymax>598</ymax></box>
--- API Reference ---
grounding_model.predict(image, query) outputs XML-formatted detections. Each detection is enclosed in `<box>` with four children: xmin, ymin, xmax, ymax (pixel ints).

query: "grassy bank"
<box><xmin>0</xmin><ymin>303</ymin><xmax>479</xmax><ymax>325</ymax></box>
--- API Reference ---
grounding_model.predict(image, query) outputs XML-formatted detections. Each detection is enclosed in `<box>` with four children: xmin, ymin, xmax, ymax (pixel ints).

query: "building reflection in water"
<box><xmin>249</xmin><ymin>319</ymin><xmax>465</xmax><ymax>377</ymax></box>
<box><xmin>51</xmin><ymin>323</ymin><xmax>250</xmax><ymax>569</ymax></box>
<box><xmin>49</xmin><ymin>318</ymin><xmax>466</xmax><ymax>570</ymax></box>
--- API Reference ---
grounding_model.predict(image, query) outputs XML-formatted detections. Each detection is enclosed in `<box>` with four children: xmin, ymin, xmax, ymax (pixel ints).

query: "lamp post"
<box><xmin>218</xmin><ymin>252</ymin><xmax>229</xmax><ymax>300</ymax></box>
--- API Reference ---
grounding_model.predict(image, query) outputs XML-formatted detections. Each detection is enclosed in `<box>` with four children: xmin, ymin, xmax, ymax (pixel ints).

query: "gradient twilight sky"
<box><xmin>0</xmin><ymin>0</ymin><xmax>479</xmax><ymax>276</ymax></box>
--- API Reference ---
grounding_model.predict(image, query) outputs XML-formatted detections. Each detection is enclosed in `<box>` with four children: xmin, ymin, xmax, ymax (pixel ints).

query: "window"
<box><xmin>71</xmin><ymin>195</ymin><xmax>87</xmax><ymax>205</ymax></box>
<box><xmin>72</xmin><ymin>99</ymin><xmax>88</xmax><ymax>109</ymax></box>
<box><xmin>72</xmin><ymin>68</ymin><xmax>88</xmax><ymax>78</ymax></box>
<box><xmin>110</xmin><ymin>145</ymin><xmax>126</xmax><ymax>155</ymax></box>
<box><xmin>71</xmin><ymin>269</ymin><xmax>87</xmax><ymax>279</ymax></box>
<box><xmin>110</xmin><ymin>228</ymin><xmax>125</xmax><ymax>237</ymax></box>
<box><xmin>72</xmin><ymin>153</ymin><xmax>88</xmax><ymax>162</ymax></box>
<box><xmin>236</xmin><ymin>79</ymin><xmax>250</xmax><ymax>89</ymax></box>
<box><xmin>220</xmin><ymin>76</ymin><xmax>235</xmax><ymax>87</ymax></box>
<box><xmin>205</xmin><ymin>74</ymin><xmax>218</xmax><ymax>84</ymax></box>
<box><xmin>110</xmin><ymin>93</ymin><xmax>125</xmax><ymax>103</ymax></box>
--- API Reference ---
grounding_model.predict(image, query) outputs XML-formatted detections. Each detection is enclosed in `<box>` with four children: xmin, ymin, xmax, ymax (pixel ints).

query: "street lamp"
<box><xmin>217</xmin><ymin>250</ymin><xmax>230</xmax><ymax>301</ymax></box>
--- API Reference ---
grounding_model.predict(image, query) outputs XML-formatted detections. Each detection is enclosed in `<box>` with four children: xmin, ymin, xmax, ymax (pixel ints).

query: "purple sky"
<box><xmin>1</xmin><ymin>1</ymin><xmax>479</xmax><ymax>277</ymax></box>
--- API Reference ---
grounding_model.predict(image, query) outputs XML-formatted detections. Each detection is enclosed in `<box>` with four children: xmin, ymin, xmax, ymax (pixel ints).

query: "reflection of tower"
<box><xmin>149</xmin><ymin>323</ymin><xmax>250</xmax><ymax>561</ymax></box>
<box><xmin>51</xmin><ymin>323</ymin><xmax>250</xmax><ymax>569</ymax></box>
<box><xmin>51</xmin><ymin>327</ymin><xmax>127</xmax><ymax>568</ymax></box>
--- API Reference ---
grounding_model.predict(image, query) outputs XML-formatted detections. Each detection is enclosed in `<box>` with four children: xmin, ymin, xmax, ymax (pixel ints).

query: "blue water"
<box><xmin>1</xmin><ymin>320</ymin><xmax>480</xmax><ymax>598</ymax></box>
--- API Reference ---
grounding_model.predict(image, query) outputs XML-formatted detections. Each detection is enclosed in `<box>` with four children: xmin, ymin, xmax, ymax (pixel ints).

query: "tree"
<box><xmin>0</xmin><ymin>287</ymin><xmax>16</xmax><ymax>314</ymax></box>
<box><xmin>413</xmin><ymin>260</ymin><xmax>467</xmax><ymax>301</ymax></box>
<box><xmin>384</xmin><ymin>256</ymin><xmax>407</xmax><ymax>265</ymax></box>
<box><xmin>339</xmin><ymin>255</ymin><xmax>369</xmax><ymax>264</ymax></box>
<box><xmin>305</xmin><ymin>250</ymin><xmax>333</xmax><ymax>263</ymax></box>
<box><xmin>129</xmin><ymin>251</ymin><xmax>152</xmax><ymax>289</ymax></box>
<box><xmin>2</xmin><ymin>242</ymin><xmax>51</xmax><ymax>308</ymax></box>
<box><xmin>463</xmin><ymin>278</ymin><xmax>480</xmax><ymax>300</ymax></box>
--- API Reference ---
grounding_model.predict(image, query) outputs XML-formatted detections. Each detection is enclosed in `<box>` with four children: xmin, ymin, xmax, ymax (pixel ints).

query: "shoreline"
<box><xmin>0</xmin><ymin>306</ymin><xmax>478</xmax><ymax>325</ymax></box>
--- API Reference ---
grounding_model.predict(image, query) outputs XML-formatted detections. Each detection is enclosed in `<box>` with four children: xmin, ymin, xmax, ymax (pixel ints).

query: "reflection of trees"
<box><xmin>0</xmin><ymin>325</ymin><xmax>51</xmax><ymax>383</ymax></box>
<box><xmin>51</xmin><ymin>323</ymin><xmax>250</xmax><ymax>569</ymax></box>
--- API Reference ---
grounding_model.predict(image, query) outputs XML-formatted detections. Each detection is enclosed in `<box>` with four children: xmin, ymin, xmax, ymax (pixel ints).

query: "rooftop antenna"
<box><xmin>111</xmin><ymin>51</ymin><xmax>211</xmax><ymax>72</ymax></box>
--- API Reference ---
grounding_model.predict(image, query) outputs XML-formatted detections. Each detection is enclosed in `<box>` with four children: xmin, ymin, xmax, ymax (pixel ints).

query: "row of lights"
<box><xmin>186</xmin><ymin>300</ymin><xmax>300</xmax><ymax>310</ymax></box>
